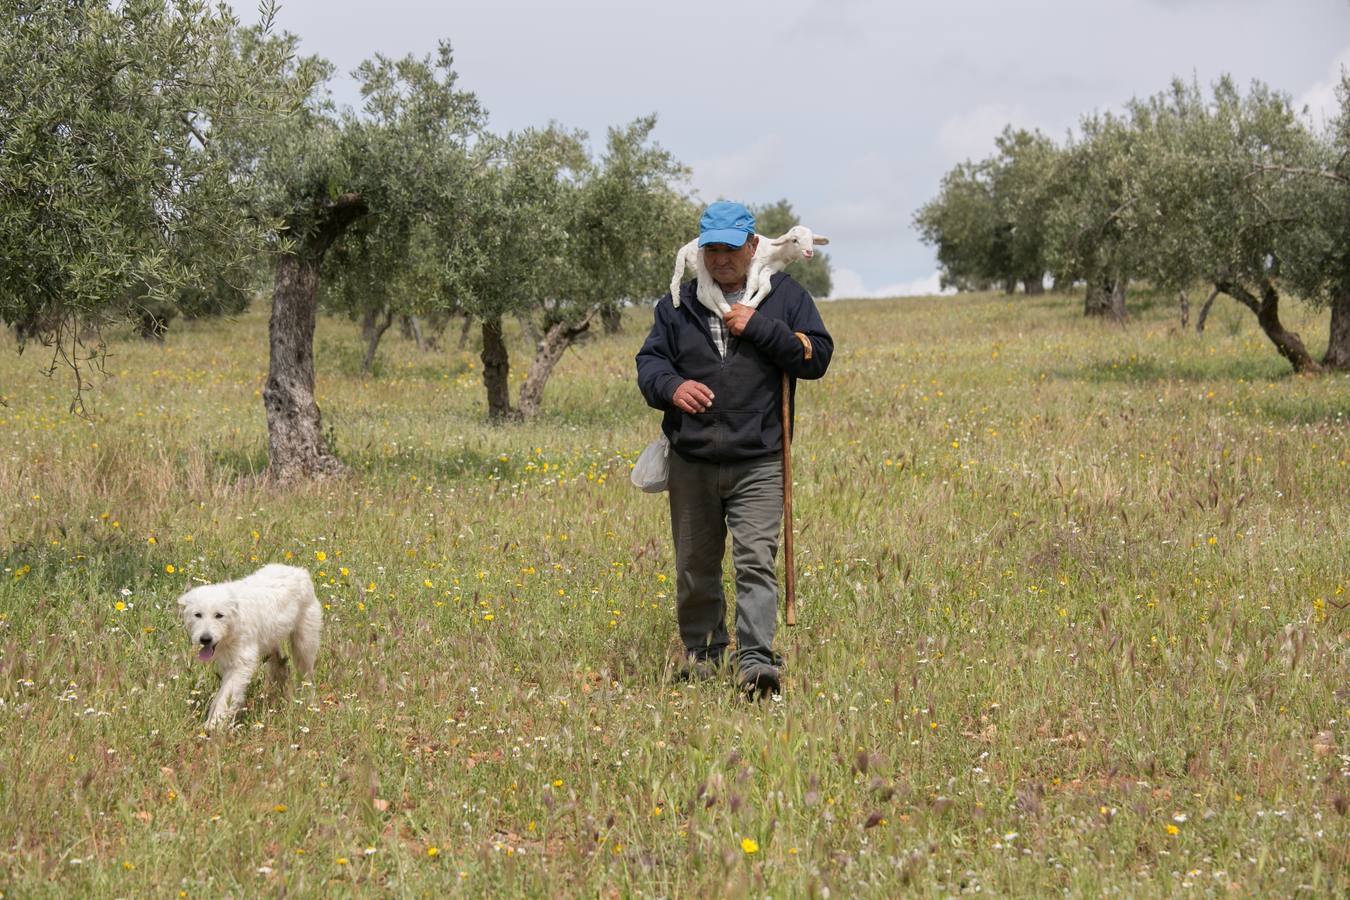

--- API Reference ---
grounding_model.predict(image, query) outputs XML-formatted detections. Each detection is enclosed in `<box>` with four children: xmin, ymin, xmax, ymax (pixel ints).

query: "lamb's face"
<box><xmin>774</xmin><ymin>226</ymin><xmax>830</xmax><ymax>260</ymax></box>
<box><xmin>177</xmin><ymin>587</ymin><xmax>238</xmax><ymax>663</ymax></box>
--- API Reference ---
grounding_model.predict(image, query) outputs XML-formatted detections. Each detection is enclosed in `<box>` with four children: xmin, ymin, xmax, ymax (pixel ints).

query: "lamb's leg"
<box><xmin>690</xmin><ymin>248</ymin><xmax>730</xmax><ymax>314</ymax></box>
<box><xmin>670</xmin><ymin>243</ymin><xmax>696</xmax><ymax>307</ymax></box>
<box><xmin>205</xmin><ymin>655</ymin><xmax>258</xmax><ymax>731</ymax></box>
<box><xmin>695</xmin><ymin>273</ymin><xmax>730</xmax><ymax>315</ymax></box>
<box><xmin>742</xmin><ymin>265</ymin><xmax>771</xmax><ymax>308</ymax></box>
<box><xmin>670</xmin><ymin>256</ymin><xmax>686</xmax><ymax>306</ymax></box>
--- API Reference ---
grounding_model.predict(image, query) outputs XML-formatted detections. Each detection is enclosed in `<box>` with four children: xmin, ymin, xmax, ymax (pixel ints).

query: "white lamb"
<box><xmin>669</xmin><ymin>238</ymin><xmax>727</xmax><ymax>313</ymax></box>
<box><xmin>742</xmin><ymin>225</ymin><xmax>830</xmax><ymax>308</ymax></box>
<box><xmin>669</xmin><ymin>225</ymin><xmax>830</xmax><ymax>314</ymax></box>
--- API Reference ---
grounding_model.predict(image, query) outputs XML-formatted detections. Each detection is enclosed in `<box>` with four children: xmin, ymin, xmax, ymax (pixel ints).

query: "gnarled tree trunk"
<box><xmin>399</xmin><ymin>314</ymin><xmax>428</xmax><ymax>351</ymax></box>
<box><xmin>263</xmin><ymin>193</ymin><xmax>367</xmax><ymax>482</ymax></box>
<box><xmin>1195</xmin><ymin>287</ymin><xmax>1221</xmax><ymax>333</ymax></box>
<box><xmin>1084</xmin><ymin>277</ymin><xmax>1112</xmax><ymax>317</ymax></box>
<box><xmin>1108</xmin><ymin>276</ymin><xmax>1127</xmax><ymax>322</ymax></box>
<box><xmin>481</xmin><ymin>316</ymin><xmax>517</xmax><ymax>422</ymax></box>
<box><xmin>1323</xmin><ymin>292</ymin><xmax>1350</xmax><ymax>370</ymax></box>
<box><xmin>518</xmin><ymin>306</ymin><xmax>599</xmax><ymax>418</ymax></box>
<box><xmin>1217</xmin><ymin>279</ymin><xmax>1322</xmax><ymax>374</ymax></box>
<box><xmin>1023</xmin><ymin>274</ymin><xmax>1045</xmax><ymax>295</ymax></box>
<box><xmin>600</xmin><ymin>304</ymin><xmax>623</xmax><ymax>334</ymax></box>
<box><xmin>360</xmin><ymin>305</ymin><xmax>395</xmax><ymax>374</ymax></box>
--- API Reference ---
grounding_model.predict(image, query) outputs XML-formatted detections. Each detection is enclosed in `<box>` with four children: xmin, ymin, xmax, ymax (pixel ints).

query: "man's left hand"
<box><xmin>723</xmin><ymin>303</ymin><xmax>755</xmax><ymax>337</ymax></box>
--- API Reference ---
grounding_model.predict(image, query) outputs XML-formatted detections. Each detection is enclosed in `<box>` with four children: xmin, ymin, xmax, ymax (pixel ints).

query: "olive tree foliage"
<box><xmin>436</xmin><ymin>126</ymin><xmax>589</xmax><ymax>422</ymax></box>
<box><xmin>914</xmin><ymin>127</ymin><xmax>1057</xmax><ymax>294</ymax></box>
<box><xmin>1124</xmin><ymin>78</ymin><xmax>1327</xmax><ymax>371</ymax></box>
<box><xmin>1042</xmin><ymin>111</ymin><xmax>1158</xmax><ymax>319</ymax></box>
<box><xmin>913</xmin><ymin>160</ymin><xmax>1005</xmax><ymax>291</ymax></box>
<box><xmin>0</xmin><ymin>0</ymin><xmax>307</xmax><ymax>405</ymax></box>
<box><xmin>319</xmin><ymin>46</ymin><xmax>485</xmax><ymax>373</ymax></box>
<box><xmin>438</xmin><ymin>117</ymin><xmax>691</xmax><ymax>421</ymax></box>
<box><xmin>751</xmin><ymin>199</ymin><xmax>833</xmax><ymax>299</ymax></box>
<box><xmin>988</xmin><ymin>128</ymin><xmax>1057</xmax><ymax>294</ymax></box>
<box><xmin>1276</xmin><ymin>73</ymin><xmax>1350</xmax><ymax>369</ymax></box>
<box><xmin>565</xmin><ymin>116</ymin><xmax>689</xmax><ymax>338</ymax></box>
<box><xmin>247</xmin><ymin>41</ymin><xmax>493</xmax><ymax>480</ymax></box>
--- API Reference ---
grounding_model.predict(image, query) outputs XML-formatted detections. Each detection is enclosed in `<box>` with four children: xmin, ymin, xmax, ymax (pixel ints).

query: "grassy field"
<box><xmin>0</xmin><ymin>289</ymin><xmax>1346</xmax><ymax>897</ymax></box>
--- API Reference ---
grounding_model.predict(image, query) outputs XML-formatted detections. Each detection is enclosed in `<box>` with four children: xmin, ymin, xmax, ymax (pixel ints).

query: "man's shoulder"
<box><xmin>768</xmin><ymin>272</ymin><xmax>817</xmax><ymax>306</ymax></box>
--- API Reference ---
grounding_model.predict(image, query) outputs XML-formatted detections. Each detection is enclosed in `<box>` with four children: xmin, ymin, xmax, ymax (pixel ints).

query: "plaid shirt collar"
<box><xmin>707</xmin><ymin>288</ymin><xmax>744</xmax><ymax>358</ymax></box>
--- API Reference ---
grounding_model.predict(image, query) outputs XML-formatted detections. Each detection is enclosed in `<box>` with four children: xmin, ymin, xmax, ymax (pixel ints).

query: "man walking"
<box><xmin>636</xmin><ymin>201</ymin><xmax>833</xmax><ymax>697</ymax></box>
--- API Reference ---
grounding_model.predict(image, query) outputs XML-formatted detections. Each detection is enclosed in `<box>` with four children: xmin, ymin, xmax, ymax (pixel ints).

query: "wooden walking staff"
<box><xmin>781</xmin><ymin>370</ymin><xmax>796</xmax><ymax>626</ymax></box>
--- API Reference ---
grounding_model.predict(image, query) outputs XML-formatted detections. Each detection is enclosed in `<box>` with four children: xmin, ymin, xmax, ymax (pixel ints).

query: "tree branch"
<box><xmin>181</xmin><ymin>114</ymin><xmax>208</xmax><ymax>148</ymax></box>
<box><xmin>1075</xmin><ymin>196</ymin><xmax>1138</xmax><ymax>242</ymax></box>
<box><xmin>1251</xmin><ymin>163</ymin><xmax>1349</xmax><ymax>186</ymax></box>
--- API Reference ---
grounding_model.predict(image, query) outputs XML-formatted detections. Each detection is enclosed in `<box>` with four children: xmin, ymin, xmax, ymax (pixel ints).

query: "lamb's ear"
<box><xmin>812</xmin><ymin>235</ymin><xmax>831</xmax><ymax>246</ymax></box>
<box><xmin>770</xmin><ymin>235</ymin><xmax>792</xmax><ymax>246</ymax></box>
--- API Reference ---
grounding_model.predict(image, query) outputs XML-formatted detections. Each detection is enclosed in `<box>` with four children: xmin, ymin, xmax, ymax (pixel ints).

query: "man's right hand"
<box><xmin>672</xmin><ymin>380</ymin><xmax>714</xmax><ymax>414</ymax></box>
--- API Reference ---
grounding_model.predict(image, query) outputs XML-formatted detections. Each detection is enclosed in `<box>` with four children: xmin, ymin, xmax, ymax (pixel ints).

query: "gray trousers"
<box><xmin>667</xmin><ymin>450</ymin><xmax>783</xmax><ymax>668</ymax></box>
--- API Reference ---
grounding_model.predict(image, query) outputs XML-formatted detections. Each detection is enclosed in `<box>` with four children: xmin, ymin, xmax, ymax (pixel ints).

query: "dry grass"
<box><xmin>0</xmin><ymin>289</ymin><xmax>1346</xmax><ymax>896</ymax></box>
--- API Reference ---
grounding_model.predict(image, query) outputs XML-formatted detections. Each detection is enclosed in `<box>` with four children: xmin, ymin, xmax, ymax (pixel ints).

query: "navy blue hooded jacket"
<box><xmin>635</xmin><ymin>272</ymin><xmax>833</xmax><ymax>463</ymax></box>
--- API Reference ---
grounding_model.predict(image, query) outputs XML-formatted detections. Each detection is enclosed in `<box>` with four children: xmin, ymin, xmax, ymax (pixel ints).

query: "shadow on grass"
<box><xmin>1247</xmin><ymin>392</ymin><xmax>1350</xmax><ymax>426</ymax></box>
<box><xmin>210</xmin><ymin>446</ymin><xmax>270</xmax><ymax>480</ymax></box>
<box><xmin>346</xmin><ymin>445</ymin><xmax>503</xmax><ymax>482</ymax></box>
<box><xmin>1</xmin><ymin>541</ymin><xmax>163</xmax><ymax>600</ymax></box>
<box><xmin>1066</xmin><ymin>353</ymin><xmax>1297</xmax><ymax>385</ymax></box>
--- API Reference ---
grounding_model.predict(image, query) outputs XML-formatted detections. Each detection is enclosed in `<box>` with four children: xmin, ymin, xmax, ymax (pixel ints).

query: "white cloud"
<box><xmin>829</xmin><ymin>268</ymin><xmax>954</xmax><ymax>300</ymax></box>
<box><xmin>936</xmin><ymin>103</ymin><xmax>1031</xmax><ymax>164</ymax></box>
<box><xmin>1295</xmin><ymin>44</ymin><xmax>1349</xmax><ymax>130</ymax></box>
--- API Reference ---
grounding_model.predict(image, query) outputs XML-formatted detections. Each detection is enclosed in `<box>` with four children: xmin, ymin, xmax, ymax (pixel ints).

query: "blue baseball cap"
<box><xmin>698</xmin><ymin>201</ymin><xmax>756</xmax><ymax>248</ymax></box>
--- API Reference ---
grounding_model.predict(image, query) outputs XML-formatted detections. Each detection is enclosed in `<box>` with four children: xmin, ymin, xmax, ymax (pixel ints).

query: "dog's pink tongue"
<box><xmin>197</xmin><ymin>646</ymin><xmax>215</xmax><ymax>663</ymax></box>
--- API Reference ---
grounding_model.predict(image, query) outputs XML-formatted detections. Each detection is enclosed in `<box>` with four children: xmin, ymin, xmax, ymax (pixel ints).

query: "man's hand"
<box><xmin>723</xmin><ymin>303</ymin><xmax>755</xmax><ymax>337</ymax></box>
<box><xmin>672</xmin><ymin>379</ymin><xmax>714</xmax><ymax>414</ymax></box>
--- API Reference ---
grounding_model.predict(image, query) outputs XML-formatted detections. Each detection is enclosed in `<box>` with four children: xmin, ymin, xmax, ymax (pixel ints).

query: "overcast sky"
<box><xmin>229</xmin><ymin>0</ymin><xmax>1349</xmax><ymax>298</ymax></box>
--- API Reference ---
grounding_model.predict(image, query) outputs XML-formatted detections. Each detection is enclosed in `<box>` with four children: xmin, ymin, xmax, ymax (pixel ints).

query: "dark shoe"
<box><xmin>738</xmin><ymin>662</ymin><xmax>781</xmax><ymax>699</ymax></box>
<box><xmin>677</xmin><ymin>651</ymin><xmax>726</xmax><ymax>683</ymax></box>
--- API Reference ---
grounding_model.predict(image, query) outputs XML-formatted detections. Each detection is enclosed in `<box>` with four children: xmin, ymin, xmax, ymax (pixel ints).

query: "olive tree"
<box><xmin>1042</xmin><ymin>110</ymin><xmax>1156</xmax><ymax>320</ymax></box>
<box><xmin>0</xmin><ymin>0</ymin><xmax>307</xmax><ymax>404</ymax></box>
<box><xmin>915</xmin><ymin>127</ymin><xmax>1058</xmax><ymax>294</ymax></box>
<box><xmin>252</xmin><ymin>41</ymin><xmax>484</xmax><ymax>479</ymax></box>
<box><xmin>437</xmin><ymin>127</ymin><xmax>588</xmax><ymax>421</ymax></box>
<box><xmin>320</xmin><ymin>48</ymin><xmax>485</xmax><ymax>374</ymax></box>
<box><xmin>1277</xmin><ymin>73</ymin><xmax>1350</xmax><ymax>369</ymax></box>
<box><xmin>568</xmin><ymin>116</ymin><xmax>689</xmax><ymax>337</ymax></box>
<box><xmin>439</xmin><ymin>118</ymin><xmax>690</xmax><ymax>421</ymax></box>
<box><xmin>914</xmin><ymin>160</ymin><xmax>1007</xmax><ymax>291</ymax></box>
<box><xmin>988</xmin><ymin>128</ymin><xmax>1058</xmax><ymax>294</ymax></box>
<box><xmin>1132</xmin><ymin>78</ymin><xmax>1324</xmax><ymax>371</ymax></box>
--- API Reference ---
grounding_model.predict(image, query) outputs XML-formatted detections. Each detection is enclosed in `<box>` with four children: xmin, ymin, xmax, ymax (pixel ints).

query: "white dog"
<box><xmin>177</xmin><ymin>564</ymin><xmax>322</xmax><ymax>731</ymax></box>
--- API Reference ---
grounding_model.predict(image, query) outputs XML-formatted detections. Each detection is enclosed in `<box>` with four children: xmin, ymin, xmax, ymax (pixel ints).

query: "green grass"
<box><xmin>0</xmin><ymin>291</ymin><xmax>1346</xmax><ymax>896</ymax></box>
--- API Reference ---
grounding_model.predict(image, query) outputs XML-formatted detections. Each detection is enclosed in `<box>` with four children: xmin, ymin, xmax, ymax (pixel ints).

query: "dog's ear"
<box><xmin>176</xmin><ymin>592</ymin><xmax>191</xmax><ymax>609</ymax></box>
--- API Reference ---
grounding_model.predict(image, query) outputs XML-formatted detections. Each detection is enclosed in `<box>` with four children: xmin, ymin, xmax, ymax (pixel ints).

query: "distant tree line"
<box><xmin>914</xmin><ymin>75</ymin><xmax>1350</xmax><ymax>373</ymax></box>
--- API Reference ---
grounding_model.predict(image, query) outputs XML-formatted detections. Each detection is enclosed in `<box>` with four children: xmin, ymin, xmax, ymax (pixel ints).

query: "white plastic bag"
<box><xmin>631</xmin><ymin>434</ymin><xmax>670</xmax><ymax>493</ymax></box>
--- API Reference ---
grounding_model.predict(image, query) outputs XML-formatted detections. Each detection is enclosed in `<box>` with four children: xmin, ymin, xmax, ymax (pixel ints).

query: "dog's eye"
<box><xmin>194</xmin><ymin>612</ymin><xmax>202</xmax><ymax>618</ymax></box>
<box><xmin>214</xmin><ymin>612</ymin><xmax>224</xmax><ymax>619</ymax></box>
